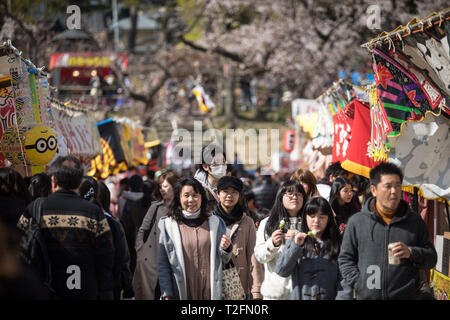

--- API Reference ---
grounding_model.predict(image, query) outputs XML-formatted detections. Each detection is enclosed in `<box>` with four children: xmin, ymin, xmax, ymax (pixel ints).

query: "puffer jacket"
<box><xmin>338</xmin><ymin>197</ymin><xmax>437</xmax><ymax>300</ymax></box>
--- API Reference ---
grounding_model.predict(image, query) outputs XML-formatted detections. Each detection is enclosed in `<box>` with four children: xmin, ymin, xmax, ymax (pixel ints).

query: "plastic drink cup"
<box><xmin>388</xmin><ymin>243</ymin><xmax>400</xmax><ymax>265</ymax></box>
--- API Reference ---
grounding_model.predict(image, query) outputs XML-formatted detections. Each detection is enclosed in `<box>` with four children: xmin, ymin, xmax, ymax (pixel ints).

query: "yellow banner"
<box><xmin>430</xmin><ymin>269</ymin><xmax>450</xmax><ymax>300</ymax></box>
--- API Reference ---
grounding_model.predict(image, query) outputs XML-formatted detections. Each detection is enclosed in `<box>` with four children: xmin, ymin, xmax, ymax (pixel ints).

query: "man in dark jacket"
<box><xmin>338</xmin><ymin>162</ymin><xmax>437</xmax><ymax>300</ymax></box>
<box><xmin>18</xmin><ymin>155</ymin><xmax>114</xmax><ymax>300</ymax></box>
<box><xmin>251</xmin><ymin>175</ymin><xmax>277</xmax><ymax>210</ymax></box>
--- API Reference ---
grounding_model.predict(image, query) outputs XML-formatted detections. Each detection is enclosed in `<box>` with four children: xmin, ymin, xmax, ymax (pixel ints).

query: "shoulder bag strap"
<box><xmin>143</xmin><ymin>203</ymin><xmax>162</xmax><ymax>243</ymax></box>
<box><xmin>225</xmin><ymin>219</ymin><xmax>242</xmax><ymax>269</ymax></box>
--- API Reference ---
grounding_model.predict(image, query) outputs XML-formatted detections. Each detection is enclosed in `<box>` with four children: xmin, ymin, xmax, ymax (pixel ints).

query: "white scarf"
<box><xmin>182</xmin><ymin>209</ymin><xmax>201</xmax><ymax>220</ymax></box>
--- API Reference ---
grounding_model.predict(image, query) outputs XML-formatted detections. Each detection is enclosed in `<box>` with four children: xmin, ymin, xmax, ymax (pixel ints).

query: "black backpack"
<box><xmin>18</xmin><ymin>197</ymin><xmax>54</xmax><ymax>296</ymax></box>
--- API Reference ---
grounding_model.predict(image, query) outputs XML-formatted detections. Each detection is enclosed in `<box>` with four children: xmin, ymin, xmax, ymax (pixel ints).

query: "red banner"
<box><xmin>340</xmin><ymin>99</ymin><xmax>382</xmax><ymax>178</ymax></box>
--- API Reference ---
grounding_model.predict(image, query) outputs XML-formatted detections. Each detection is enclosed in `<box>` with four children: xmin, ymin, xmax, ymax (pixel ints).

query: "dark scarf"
<box><xmin>213</xmin><ymin>202</ymin><xmax>244</xmax><ymax>226</ymax></box>
<box><xmin>181</xmin><ymin>215</ymin><xmax>207</xmax><ymax>228</ymax></box>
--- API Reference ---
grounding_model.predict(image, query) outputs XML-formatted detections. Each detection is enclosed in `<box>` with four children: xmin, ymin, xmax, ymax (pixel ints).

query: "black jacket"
<box><xmin>338</xmin><ymin>197</ymin><xmax>437</xmax><ymax>300</ymax></box>
<box><xmin>252</xmin><ymin>181</ymin><xmax>277</xmax><ymax>210</ymax></box>
<box><xmin>105</xmin><ymin>213</ymin><xmax>134</xmax><ymax>299</ymax></box>
<box><xmin>18</xmin><ymin>190</ymin><xmax>115</xmax><ymax>300</ymax></box>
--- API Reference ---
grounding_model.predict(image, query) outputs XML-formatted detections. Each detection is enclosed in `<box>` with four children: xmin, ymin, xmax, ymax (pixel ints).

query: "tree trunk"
<box><xmin>128</xmin><ymin>5</ymin><xmax>138</xmax><ymax>53</ymax></box>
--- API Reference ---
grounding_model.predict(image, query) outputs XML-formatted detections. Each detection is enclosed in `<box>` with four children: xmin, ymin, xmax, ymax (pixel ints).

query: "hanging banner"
<box><xmin>97</xmin><ymin>119</ymin><xmax>133</xmax><ymax>165</ymax></box>
<box><xmin>312</xmin><ymin>100</ymin><xmax>334</xmax><ymax>149</ymax></box>
<box><xmin>122</xmin><ymin>121</ymin><xmax>147</xmax><ymax>167</ymax></box>
<box><xmin>0</xmin><ymin>83</ymin><xmax>16</xmax><ymax>167</ymax></box>
<box><xmin>373</xmin><ymin>51</ymin><xmax>429</xmax><ymax>136</ymax></box>
<box><xmin>50</xmin><ymin>101</ymin><xmax>102</xmax><ymax>159</ymax></box>
<box><xmin>192</xmin><ymin>85</ymin><xmax>215</xmax><ymax>113</ymax></box>
<box><xmin>341</xmin><ymin>99</ymin><xmax>381</xmax><ymax>178</ymax></box>
<box><xmin>431</xmin><ymin>269</ymin><xmax>450</xmax><ymax>300</ymax></box>
<box><xmin>332</xmin><ymin>103</ymin><xmax>353</xmax><ymax>163</ymax></box>
<box><xmin>368</xmin><ymin>86</ymin><xmax>393</xmax><ymax>162</ymax></box>
<box><xmin>0</xmin><ymin>54</ymin><xmax>59</xmax><ymax>167</ymax></box>
<box><xmin>388</xmin><ymin>112</ymin><xmax>450</xmax><ymax>201</ymax></box>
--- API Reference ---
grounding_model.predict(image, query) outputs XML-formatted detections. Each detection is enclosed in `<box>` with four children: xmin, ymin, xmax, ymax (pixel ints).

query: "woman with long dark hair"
<box><xmin>28</xmin><ymin>173</ymin><xmax>52</xmax><ymax>200</ymax></box>
<box><xmin>158</xmin><ymin>177</ymin><xmax>232</xmax><ymax>300</ymax></box>
<box><xmin>254</xmin><ymin>180</ymin><xmax>307</xmax><ymax>300</ymax></box>
<box><xmin>275</xmin><ymin>197</ymin><xmax>352</xmax><ymax>300</ymax></box>
<box><xmin>329</xmin><ymin>177</ymin><xmax>360</xmax><ymax>234</ymax></box>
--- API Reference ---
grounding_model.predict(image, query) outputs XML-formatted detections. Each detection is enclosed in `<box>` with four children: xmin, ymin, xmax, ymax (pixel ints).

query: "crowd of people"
<box><xmin>0</xmin><ymin>146</ymin><xmax>438</xmax><ymax>300</ymax></box>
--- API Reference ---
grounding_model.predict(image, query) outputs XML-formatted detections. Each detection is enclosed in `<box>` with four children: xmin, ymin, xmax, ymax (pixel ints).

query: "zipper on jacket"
<box><xmin>382</xmin><ymin>224</ymin><xmax>388</xmax><ymax>300</ymax></box>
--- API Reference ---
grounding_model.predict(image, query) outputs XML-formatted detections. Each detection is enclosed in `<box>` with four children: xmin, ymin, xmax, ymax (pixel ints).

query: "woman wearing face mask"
<box><xmin>254</xmin><ymin>180</ymin><xmax>308</xmax><ymax>300</ymax></box>
<box><xmin>133</xmin><ymin>170</ymin><xmax>179</xmax><ymax>300</ymax></box>
<box><xmin>158</xmin><ymin>177</ymin><xmax>232</xmax><ymax>300</ymax></box>
<box><xmin>193</xmin><ymin>145</ymin><xmax>229</xmax><ymax>213</ymax></box>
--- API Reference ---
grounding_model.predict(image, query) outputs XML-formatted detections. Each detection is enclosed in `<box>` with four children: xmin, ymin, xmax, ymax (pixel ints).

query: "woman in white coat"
<box><xmin>254</xmin><ymin>180</ymin><xmax>307</xmax><ymax>300</ymax></box>
<box><xmin>158</xmin><ymin>177</ymin><xmax>232</xmax><ymax>300</ymax></box>
<box><xmin>133</xmin><ymin>171</ymin><xmax>179</xmax><ymax>300</ymax></box>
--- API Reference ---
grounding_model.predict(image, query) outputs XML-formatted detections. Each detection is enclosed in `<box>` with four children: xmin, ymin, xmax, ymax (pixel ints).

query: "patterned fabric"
<box><xmin>222</xmin><ymin>265</ymin><xmax>246</xmax><ymax>300</ymax></box>
<box><xmin>388</xmin><ymin>112</ymin><xmax>450</xmax><ymax>201</ymax></box>
<box><xmin>368</xmin><ymin>87</ymin><xmax>392</xmax><ymax>162</ymax></box>
<box><xmin>332</xmin><ymin>102</ymin><xmax>353</xmax><ymax>163</ymax></box>
<box><xmin>373</xmin><ymin>49</ymin><xmax>429</xmax><ymax>135</ymax></box>
<box><xmin>334</xmin><ymin>99</ymin><xmax>381</xmax><ymax>178</ymax></box>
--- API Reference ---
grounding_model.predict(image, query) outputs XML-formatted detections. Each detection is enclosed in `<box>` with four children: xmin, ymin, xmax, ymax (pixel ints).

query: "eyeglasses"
<box><xmin>284</xmin><ymin>191</ymin><xmax>302</xmax><ymax>198</ymax></box>
<box><xmin>25</xmin><ymin>136</ymin><xmax>57</xmax><ymax>153</ymax></box>
<box><xmin>220</xmin><ymin>190</ymin><xmax>239</xmax><ymax>196</ymax></box>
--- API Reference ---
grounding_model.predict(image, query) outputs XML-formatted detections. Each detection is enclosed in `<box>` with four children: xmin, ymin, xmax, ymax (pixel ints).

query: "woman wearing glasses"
<box><xmin>254</xmin><ymin>180</ymin><xmax>307</xmax><ymax>300</ymax></box>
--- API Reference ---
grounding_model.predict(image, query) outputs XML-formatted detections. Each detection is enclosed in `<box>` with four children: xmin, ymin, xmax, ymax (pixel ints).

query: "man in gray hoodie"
<box><xmin>338</xmin><ymin>162</ymin><xmax>437</xmax><ymax>300</ymax></box>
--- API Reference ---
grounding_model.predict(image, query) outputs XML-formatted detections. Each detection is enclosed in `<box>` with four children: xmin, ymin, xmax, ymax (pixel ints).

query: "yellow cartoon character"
<box><xmin>24</xmin><ymin>125</ymin><xmax>58</xmax><ymax>165</ymax></box>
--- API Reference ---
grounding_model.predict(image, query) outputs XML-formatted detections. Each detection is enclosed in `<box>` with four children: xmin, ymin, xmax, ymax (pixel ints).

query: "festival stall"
<box><xmin>0</xmin><ymin>41</ymin><xmax>101</xmax><ymax>176</ymax></box>
<box><xmin>0</xmin><ymin>41</ymin><xmax>148</xmax><ymax>181</ymax></box>
<box><xmin>87</xmin><ymin>117</ymin><xmax>148</xmax><ymax>179</ymax></box>
<box><xmin>362</xmin><ymin>8</ymin><xmax>450</xmax><ymax>299</ymax></box>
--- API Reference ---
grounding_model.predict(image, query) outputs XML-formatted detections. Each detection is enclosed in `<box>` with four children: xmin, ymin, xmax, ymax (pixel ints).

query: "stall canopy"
<box><xmin>364</xmin><ymin>8</ymin><xmax>450</xmax><ymax>202</ymax></box>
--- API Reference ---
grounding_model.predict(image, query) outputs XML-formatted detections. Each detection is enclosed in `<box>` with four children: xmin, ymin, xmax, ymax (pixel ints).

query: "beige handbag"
<box><xmin>222</xmin><ymin>221</ymin><xmax>245</xmax><ymax>300</ymax></box>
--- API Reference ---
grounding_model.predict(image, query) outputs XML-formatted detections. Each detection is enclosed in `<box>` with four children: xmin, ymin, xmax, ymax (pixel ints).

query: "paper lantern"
<box><xmin>283</xmin><ymin>130</ymin><xmax>296</xmax><ymax>153</ymax></box>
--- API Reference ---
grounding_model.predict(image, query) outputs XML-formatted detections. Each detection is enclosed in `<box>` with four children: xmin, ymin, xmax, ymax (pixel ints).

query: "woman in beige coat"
<box><xmin>213</xmin><ymin>176</ymin><xmax>263</xmax><ymax>299</ymax></box>
<box><xmin>133</xmin><ymin>171</ymin><xmax>179</xmax><ymax>300</ymax></box>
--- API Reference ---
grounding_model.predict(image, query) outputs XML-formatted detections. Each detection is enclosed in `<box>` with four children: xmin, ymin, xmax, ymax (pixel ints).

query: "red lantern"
<box><xmin>283</xmin><ymin>130</ymin><xmax>296</xmax><ymax>153</ymax></box>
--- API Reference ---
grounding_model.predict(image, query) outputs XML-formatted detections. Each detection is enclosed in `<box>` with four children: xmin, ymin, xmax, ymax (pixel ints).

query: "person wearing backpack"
<box><xmin>17</xmin><ymin>155</ymin><xmax>115</xmax><ymax>300</ymax></box>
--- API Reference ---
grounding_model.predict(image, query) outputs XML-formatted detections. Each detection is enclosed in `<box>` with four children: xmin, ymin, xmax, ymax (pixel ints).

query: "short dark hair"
<box><xmin>0</xmin><ymin>167</ymin><xmax>31</xmax><ymax>203</ymax></box>
<box><xmin>119</xmin><ymin>177</ymin><xmax>129</xmax><ymax>186</ymax></box>
<box><xmin>325</xmin><ymin>161</ymin><xmax>347</xmax><ymax>181</ymax></box>
<box><xmin>370</xmin><ymin>162</ymin><xmax>403</xmax><ymax>186</ymax></box>
<box><xmin>129</xmin><ymin>174</ymin><xmax>143</xmax><ymax>192</ymax></box>
<box><xmin>48</xmin><ymin>155</ymin><xmax>84</xmax><ymax>190</ymax></box>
